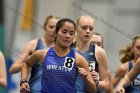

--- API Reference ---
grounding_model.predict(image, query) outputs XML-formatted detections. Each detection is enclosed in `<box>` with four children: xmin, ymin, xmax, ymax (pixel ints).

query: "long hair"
<box><xmin>119</xmin><ymin>35</ymin><xmax>140</xmax><ymax>63</ymax></box>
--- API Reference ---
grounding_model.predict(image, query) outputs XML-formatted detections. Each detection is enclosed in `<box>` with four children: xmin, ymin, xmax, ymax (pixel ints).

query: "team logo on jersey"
<box><xmin>64</xmin><ymin>57</ymin><xmax>75</xmax><ymax>70</ymax></box>
<box><xmin>88</xmin><ymin>52</ymin><xmax>94</xmax><ymax>56</ymax></box>
<box><xmin>131</xmin><ymin>77</ymin><xmax>140</xmax><ymax>90</ymax></box>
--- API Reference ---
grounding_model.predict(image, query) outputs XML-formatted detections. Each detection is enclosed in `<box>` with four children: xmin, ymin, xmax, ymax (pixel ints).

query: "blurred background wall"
<box><xmin>1</xmin><ymin>0</ymin><xmax>140</xmax><ymax>92</ymax></box>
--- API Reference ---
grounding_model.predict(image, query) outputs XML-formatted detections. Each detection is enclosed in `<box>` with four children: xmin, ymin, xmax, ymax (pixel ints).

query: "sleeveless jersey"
<box><xmin>75</xmin><ymin>44</ymin><xmax>98</xmax><ymax>93</ymax></box>
<box><xmin>125</xmin><ymin>61</ymin><xmax>140</xmax><ymax>93</ymax></box>
<box><xmin>41</xmin><ymin>47</ymin><xmax>78</xmax><ymax>93</ymax></box>
<box><xmin>29</xmin><ymin>39</ymin><xmax>46</xmax><ymax>93</ymax></box>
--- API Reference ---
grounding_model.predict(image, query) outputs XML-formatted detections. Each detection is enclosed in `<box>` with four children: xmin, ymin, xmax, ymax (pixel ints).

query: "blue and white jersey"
<box><xmin>29</xmin><ymin>39</ymin><xmax>46</xmax><ymax>93</ymax></box>
<box><xmin>74</xmin><ymin>44</ymin><xmax>98</xmax><ymax>93</ymax></box>
<box><xmin>125</xmin><ymin>61</ymin><xmax>140</xmax><ymax>93</ymax></box>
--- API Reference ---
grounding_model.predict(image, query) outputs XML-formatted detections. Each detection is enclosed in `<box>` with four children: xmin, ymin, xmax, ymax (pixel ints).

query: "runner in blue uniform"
<box><xmin>75</xmin><ymin>15</ymin><xmax>110</xmax><ymax>93</ymax></box>
<box><xmin>91</xmin><ymin>32</ymin><xmax>113</xmax><ymax>93</ymax></box>
<box><xmin>25</xmin><ymin>18</ymin><xmax>96</xmax><ymax>93</ymax></box>
<box><xmin>9</xmin><ymin>15</ymin><xmax>59</xmax><ymax>93</ymax></box>
<box><xmin>75</xmin><ymin>44</ymin><xmax>98</xmax><ymax>93</ymax></box>
<box><xmin>124</xmin><ymin>61</ymin><xmax>140</xmax><ymax>93</ymax></box>
<box><xmin>22</xmin><ymin>39</ymin><xmax>47</xmax><ymax>93</ymax></box>
<box><xmin>115</xmin><ymin>35</ymin><xmax>140</xmax><ymax>93</ymax></box>
<box><xmin>116</xmin><ymin>58</ymin><xmax>140</xmax><ymax>93</ymax></box>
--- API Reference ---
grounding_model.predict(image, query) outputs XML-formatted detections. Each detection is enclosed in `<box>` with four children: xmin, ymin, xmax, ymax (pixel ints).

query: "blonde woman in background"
<box><xmin>114</xmin><ymin>35</ymin><xmax>140</xmax><ymax>93</ymax></box>
<box><xmin>75</xmin><ymin>15</ymin><xmax>110</xmax><ymax>93</ymax></box>
<box><xmin>9</xmin><ymin>15</ymin><xmax>59</xmax><ymax>93</ymax></box>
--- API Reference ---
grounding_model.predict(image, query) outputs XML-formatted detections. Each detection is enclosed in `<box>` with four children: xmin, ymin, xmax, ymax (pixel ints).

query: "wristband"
<box><xmin>20</xmin><ymin>79</ymin><xmax>28</xmax><ymax>86</ymax></box>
